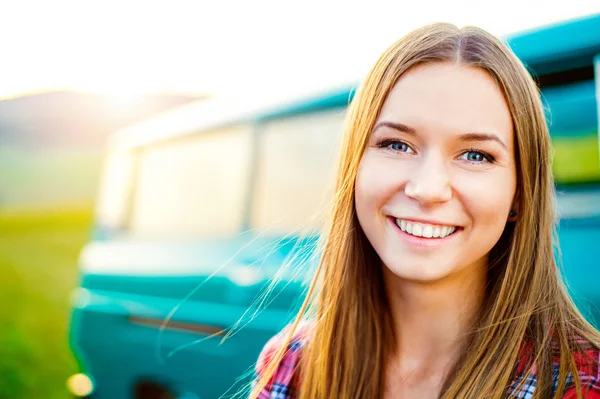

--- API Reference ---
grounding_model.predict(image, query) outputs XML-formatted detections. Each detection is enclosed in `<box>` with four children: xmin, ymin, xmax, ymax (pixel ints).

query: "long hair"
<box><xmin>250</xmin><ymin>23</ymin><xmax>600</xmax><ymax>399</ymax></box>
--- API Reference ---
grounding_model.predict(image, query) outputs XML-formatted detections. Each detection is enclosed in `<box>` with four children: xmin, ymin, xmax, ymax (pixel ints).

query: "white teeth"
<box><xmin>395</xmin><ymin>219</ymin><xmax>458</xmax><ymax>239</ymax></box>
<box><xmin>412</xmin><ymin>224</ymin><xmax>422</xmax><ymax>237</ymax></box>
<box><xmin>422</xmin><ymin>225</ymin><xmax>433</xmax><ymax>238</ymax></box>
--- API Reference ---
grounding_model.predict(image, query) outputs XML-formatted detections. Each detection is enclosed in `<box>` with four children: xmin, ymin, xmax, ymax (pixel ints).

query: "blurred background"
<box><xmin>1</xmin><ymin>1</ymin><xmax>599</xmax><ymax>398</ymax></box>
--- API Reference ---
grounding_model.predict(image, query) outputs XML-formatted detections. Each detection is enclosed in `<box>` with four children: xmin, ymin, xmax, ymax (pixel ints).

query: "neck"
<box><xmin>383</xmin><ymin>262</ymin><xmax>487</xmax><ymax>372</ymax></box>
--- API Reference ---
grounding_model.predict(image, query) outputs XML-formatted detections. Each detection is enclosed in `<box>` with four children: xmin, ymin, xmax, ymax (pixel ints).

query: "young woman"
<box><xmin>248</xmin><ymin>23</ymin><xmax>600</xmax><ymax>399</ymax></box>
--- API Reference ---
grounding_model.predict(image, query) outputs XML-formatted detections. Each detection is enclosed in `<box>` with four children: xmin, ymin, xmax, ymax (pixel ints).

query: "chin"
<box><xmin>382</xmin><ymin>261</ymin><xmax>457</xmax><ymax>283</ymax></box>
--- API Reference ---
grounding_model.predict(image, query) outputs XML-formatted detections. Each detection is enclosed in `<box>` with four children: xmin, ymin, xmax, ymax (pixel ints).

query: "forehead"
<box><xmin>377</xmin><ymin>62</ymin><xmax>513</xmax><ymax>142</ymax></box>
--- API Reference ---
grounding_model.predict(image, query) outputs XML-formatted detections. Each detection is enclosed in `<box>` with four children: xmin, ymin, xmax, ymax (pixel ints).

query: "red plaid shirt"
<box><xmin>253</xmin><ymin>326</ymin><xmax>600</xmax><ymax>398</ymax></box>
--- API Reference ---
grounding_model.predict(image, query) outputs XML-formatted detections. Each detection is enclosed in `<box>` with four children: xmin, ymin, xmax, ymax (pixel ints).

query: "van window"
<box><xmin>129</xmin><ymin>126</ymin><xmax>253</xmax><ymax>239</ymax></box>
<box><xmin>251</xmin><ymin>109</ymin><xmax>346</xmax><ymax>234</ymax></box>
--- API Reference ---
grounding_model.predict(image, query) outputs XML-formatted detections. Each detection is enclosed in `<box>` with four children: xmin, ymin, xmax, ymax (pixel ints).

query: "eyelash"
<box><xmin>377</xmin><ymin>139</ymin><xmax>413</xmax><ymax>153</ymax></box>
<box><xmin>376</xmin><ymin>139</ymin><xmax>496</xmax><ymax>164</ymax></box>
<box><xmin>461</xmin><ymin>147</ymin><xmax>496</xmax><ymax>163</ymax></box>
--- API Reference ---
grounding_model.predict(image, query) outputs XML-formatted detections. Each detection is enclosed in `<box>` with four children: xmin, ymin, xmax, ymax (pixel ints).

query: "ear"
<box><xmin>508</xmin><ymin>190</ymin><xmax>520</xmax><ymax>222</ymax></box>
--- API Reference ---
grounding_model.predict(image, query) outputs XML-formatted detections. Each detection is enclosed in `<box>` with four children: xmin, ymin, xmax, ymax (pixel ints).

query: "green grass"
<box><xmin>0</xmin><ymin>147</ymin><xmax>102</xmax><ymax>207</ymax></box>
<box><xmin>0</xmin><ymin>207</ymin><xmax>93</xmax><ymax>399</ymax></box>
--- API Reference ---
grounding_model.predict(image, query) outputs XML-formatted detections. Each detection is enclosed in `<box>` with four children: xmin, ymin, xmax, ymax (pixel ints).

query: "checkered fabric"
<box><xmin>252</xmin><ymin>327</ymin><xmax>600</xmax><ymax>398</ymax></box>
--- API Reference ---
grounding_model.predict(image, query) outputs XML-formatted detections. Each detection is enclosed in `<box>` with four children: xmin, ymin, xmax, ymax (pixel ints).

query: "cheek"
<box><xmin>354</xmin><ymin>161</ymin><xmax>374</xmax><ymax>224</ymax></box>
<box><xmin>355</xmin><ymin>154</ymin><xmax>404</xmax><ymax>211</ymax></box>
<box><xmin>455</xmin><ymin>171</ymin><xmax>515</xmax><ymax>227</ymax></box>
<box><xmin>355</xmin><ymin>156</ymin><xmax>390</xmax><ymax>234</ymax></box>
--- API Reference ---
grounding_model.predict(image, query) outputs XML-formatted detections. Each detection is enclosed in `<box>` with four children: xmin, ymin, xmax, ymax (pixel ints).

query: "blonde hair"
<box><xmin>250</xmin><ymin>23</ymin><xmax>600</xmax><ymax>399</ymax></box>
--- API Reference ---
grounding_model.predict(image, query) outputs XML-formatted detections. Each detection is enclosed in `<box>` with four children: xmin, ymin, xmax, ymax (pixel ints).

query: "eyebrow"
<box><xmin>373</xmin><ymin>121</ymin><xmax>509</xmax><ymax>152</ymax></box>
<box><xmin>459</xmin><ymin>132</ymin><xmax>508</xmax><ymax>151</ymax></box>
<box><xmin>373</xmin><ymin>121</ymin><xmax>416</xmax><ymax>135</ymax></box>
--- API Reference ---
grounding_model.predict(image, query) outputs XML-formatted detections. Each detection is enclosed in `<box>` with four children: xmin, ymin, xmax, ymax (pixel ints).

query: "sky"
<box><xmin>0</xmin><ymin>0</ymin><xmax>599</xmax><ymax>101</ymax></box>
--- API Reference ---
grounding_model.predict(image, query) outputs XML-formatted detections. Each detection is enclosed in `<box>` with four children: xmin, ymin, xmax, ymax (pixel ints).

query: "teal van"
<box><xmin>69</xmin><ymin>14</ymin><xmax>600</xmax><ymax>399</ymax></box>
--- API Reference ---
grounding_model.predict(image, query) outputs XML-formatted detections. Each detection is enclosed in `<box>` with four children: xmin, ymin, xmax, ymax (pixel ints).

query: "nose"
<box><xmin>404</xmin><ymin>153</ymin><xmax>452</xmax><ymax>205</ymax></box>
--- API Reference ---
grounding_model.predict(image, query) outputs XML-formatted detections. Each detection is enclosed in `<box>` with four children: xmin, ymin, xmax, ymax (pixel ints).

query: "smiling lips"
<box><xmin>394</xmin><ymin>218</ymin><xmax>458</xmax><ymax>238</ymax></box>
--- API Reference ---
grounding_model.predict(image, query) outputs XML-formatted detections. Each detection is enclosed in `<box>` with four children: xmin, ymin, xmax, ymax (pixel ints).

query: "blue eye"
<box><xmin>467</xmin><ymin>152</ymin><xmax>484</xmax><ymax>162</ymax></box>
<box><xmin>460</xmin><ymin>150</ymin><xmax>492</xmax><ymax>163</ymax></box>
<box><xmin>390</xmin><ymin>142</ymin><xmax>411</xmax><ymax>152</ymax></box>
<box><xmin>378</xmin><ymin>139</ymin><xmax>414</xmax><ymax>153</ymax></box>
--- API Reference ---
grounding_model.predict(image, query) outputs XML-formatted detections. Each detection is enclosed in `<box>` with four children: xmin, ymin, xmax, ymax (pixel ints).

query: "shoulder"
<box><xmin>562</xmin><ymin>347</ymin><xmax>600</xmax><ymax>398</ymax></box>
<box><xmin>255</xmin><ymin>323</ymin><xmax>310</xmax><ymax>377</ymax></box>
<box><xmin>512</xmin><ymin>344</ymin><xmax>600</xmax><ymax>398</ymax></box>
<box><xmin>253</xmin><ymin>323</ymin><xmax>311</xmax><ymax>399</ymax></box>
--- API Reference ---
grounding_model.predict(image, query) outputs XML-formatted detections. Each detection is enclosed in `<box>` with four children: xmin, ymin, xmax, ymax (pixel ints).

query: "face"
<box><xmin>355</xmin><ymin>62</ymin><xmax>517</xmax><ymax>283</ymax></box>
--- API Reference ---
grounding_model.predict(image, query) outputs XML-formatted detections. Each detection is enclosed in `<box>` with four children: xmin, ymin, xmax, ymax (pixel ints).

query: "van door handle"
<box><xmin>128</xmin><ymin>315</ymin><xmax>225</xmax><ymax>336</ymax></box>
